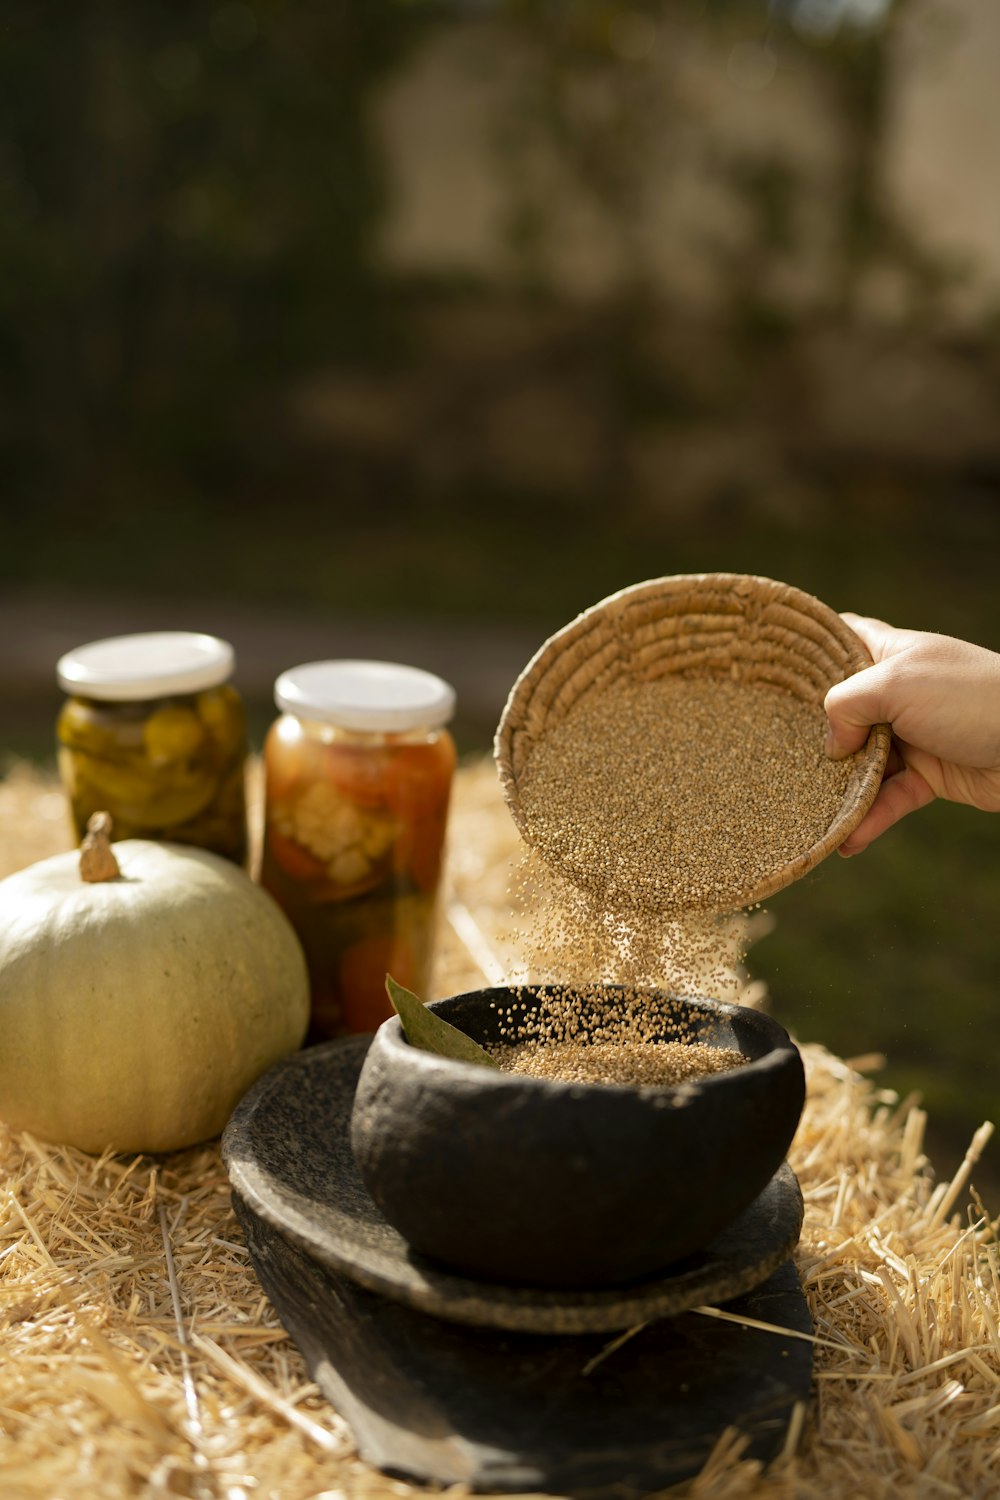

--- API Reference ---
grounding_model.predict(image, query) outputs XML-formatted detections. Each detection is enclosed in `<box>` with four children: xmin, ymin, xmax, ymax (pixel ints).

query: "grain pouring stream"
<box><xmin>493</xmin><ymin>670</ymin><xmax>850</xmax><ymax>1079</ymax></box>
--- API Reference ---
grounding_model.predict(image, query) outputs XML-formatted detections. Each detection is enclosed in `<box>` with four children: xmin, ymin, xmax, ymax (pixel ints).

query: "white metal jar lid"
<box><xmin>56</xmin><ymin>632</ymin><xmax>235</xmax><ymax>701</ymax></box>
<box><xmin>274</xmin><ymin>660</ymin><xmax>456</xmax><ymax>733</ymax></box>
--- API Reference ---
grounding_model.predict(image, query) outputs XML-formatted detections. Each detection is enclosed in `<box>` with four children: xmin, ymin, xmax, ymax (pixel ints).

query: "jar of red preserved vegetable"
<box><xmin>260</xmin><ymin>660</ymin><xmax>457</xmax><ymax>1040</ymax></box>
<box><xmin>56</xmin><ymin>631</ymin><xmax>249</xmax><ymax>865</ymax></box>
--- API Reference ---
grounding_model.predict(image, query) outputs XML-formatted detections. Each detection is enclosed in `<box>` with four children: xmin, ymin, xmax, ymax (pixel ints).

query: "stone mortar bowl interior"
<box><xmin>350</xmin><ymin>985</ymin><xmax>806</xmax><ymax>1289</ymax></box>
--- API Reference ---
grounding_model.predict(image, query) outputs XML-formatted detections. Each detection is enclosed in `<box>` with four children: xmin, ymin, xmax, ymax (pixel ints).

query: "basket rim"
<box><xmin>493</xmin><ymin>572</ymin><xmax>891</xmax><ymax>911</ymax></box>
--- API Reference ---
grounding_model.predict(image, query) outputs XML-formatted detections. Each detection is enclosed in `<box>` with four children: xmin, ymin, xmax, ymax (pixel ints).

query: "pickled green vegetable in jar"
<box><xmin>56</xmin><ymin>632</ymin><xmax>249</xmax><ymax>865</ymax></box>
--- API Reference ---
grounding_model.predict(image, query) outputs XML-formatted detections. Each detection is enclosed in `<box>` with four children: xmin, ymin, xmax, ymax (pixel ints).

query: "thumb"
<box><xmin>839</xmin><ymin>613</ymin><xmax>901</xmax><ymax>663</ymax></box>
<box><xmin>824</xmin><ymin>659</ymin><xmax>898</xmax><ymax>758</ymax></box>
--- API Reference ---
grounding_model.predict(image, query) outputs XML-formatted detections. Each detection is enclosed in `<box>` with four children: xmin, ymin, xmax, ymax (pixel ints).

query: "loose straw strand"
<box><xmin>158</xmin><ymin>1202</ymin><xmax>204</xmax><ymax>1442</ymax></box>
<box><xmin>192</xmin><ymin>1333</ymin><xmax>349</xmax><ymax>1455</ymax></box>
<box><xmin>926</xmin><ymin>1123</ymin><xmax>995</xmax><ymax>1230</ymax></box>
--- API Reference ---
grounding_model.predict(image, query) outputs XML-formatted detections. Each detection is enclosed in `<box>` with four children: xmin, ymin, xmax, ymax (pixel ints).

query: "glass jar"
<box><xmin>56</xmin><ymin>632</ymin><xmax>249</xmax><ymax>865</ymax></box>
<box><xmin>260</xmin><ymin>660</ymin><xmax>457</xmax><ymax>1039</ymax></box>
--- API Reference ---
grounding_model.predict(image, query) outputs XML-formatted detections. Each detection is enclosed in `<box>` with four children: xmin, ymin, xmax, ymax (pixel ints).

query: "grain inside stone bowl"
<box><xmin>496</xmin><ymin>573</ymin><xmax>892</xmax><ymax>916</ymax></box>
<box><xmin>486</xmin><ymin>981</ymin><xmax>752</xmax><ymax>1087</ymax></box>
<box><xmin>491</xmin><ymin>1035</ymin><xmax>747</xmax><ymax>1088</ymax></box>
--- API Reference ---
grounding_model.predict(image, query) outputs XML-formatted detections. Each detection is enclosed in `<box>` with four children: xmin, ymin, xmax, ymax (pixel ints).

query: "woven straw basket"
<box><xmin>495</xmin><ymin>573</ymin><xmax>891</xmax><ymax>909</ymax></box>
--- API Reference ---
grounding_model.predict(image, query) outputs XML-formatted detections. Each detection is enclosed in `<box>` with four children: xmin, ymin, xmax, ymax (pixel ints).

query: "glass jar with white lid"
<box><xmin>260</xmin><ymin>659</ymin><xmax>457</xmax><ymax>1040</ymax></box>
<box><xmin>56</xmin><ymin>631</ymin><xmax>248</xmax><ymax>865</ymax></box>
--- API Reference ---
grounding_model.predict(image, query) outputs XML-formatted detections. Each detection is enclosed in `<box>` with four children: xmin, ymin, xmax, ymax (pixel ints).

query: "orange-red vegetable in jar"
<box><xmin>260</xmin><ymin>660</ymin><xmax>457</xmax><ymax>1040</ymax></box>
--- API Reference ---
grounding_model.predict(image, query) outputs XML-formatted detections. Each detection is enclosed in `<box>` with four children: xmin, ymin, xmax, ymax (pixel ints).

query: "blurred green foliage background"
<box><xmin>2</xmin><ymin>0</ymin><xmax>999</xmax><ymax>1189</ymax></box>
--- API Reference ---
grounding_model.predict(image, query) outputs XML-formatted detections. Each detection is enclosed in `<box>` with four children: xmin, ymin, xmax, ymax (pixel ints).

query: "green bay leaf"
<box><xmin>385</xmin><ymin>974</ymin><xmax>500</xmax><ymax>1069</ymax></box>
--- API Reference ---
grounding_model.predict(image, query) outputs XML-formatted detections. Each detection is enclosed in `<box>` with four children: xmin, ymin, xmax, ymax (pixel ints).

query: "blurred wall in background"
<box><xmin>3</xmin><ymin>0</ymin><xmax>1000</xmax><ymax>651</ymax></box>
<box><xmin>379</xmin><ymin>0</ymin><xmax>1000</xmax><ymax>320</ymax></box>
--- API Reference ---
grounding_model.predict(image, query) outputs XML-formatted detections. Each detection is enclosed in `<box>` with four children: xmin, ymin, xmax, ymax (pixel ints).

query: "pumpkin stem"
<box><xmin>80</xmin><ymin>811</ymin><xmax>121</xmax><ymax>883</ymax></box>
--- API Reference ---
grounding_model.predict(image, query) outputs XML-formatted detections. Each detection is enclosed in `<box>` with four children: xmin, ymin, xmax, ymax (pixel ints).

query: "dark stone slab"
<box><xmin>235</xmin><ymin>1192</ymin><xmax>813</xmax><ymax>1498</ymax></box>
<box><xmin>223</xmin><ymin>1036</ymin><xmax>805</xmax><ymax>1336</ymax></box>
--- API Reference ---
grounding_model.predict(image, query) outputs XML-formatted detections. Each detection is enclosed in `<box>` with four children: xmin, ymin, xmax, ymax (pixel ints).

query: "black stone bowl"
<box><xmin>350</xmin><ymin>986</ymin><xmax>805</xmax><ymax>1289</ymax></box>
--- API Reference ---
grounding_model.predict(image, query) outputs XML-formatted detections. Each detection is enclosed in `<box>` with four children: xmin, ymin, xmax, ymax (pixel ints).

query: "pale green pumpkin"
<box><xmin>0</xmin><ymin>820</ymin><xmax>310</xmax><ymax>1154</ymax></box>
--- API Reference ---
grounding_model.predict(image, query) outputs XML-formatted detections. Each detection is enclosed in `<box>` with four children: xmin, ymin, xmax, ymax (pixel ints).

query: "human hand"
<box><xmin>824</xmin><ymin>615</ymin><xmax>1000</xmax><ymax>855</ymax></box>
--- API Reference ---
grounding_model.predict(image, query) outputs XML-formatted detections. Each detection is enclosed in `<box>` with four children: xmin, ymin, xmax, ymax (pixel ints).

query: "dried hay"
<box><xmin>1</xmin><ymin>759</ymin><xmax>998</xmax><ymax>1499</ymax></box>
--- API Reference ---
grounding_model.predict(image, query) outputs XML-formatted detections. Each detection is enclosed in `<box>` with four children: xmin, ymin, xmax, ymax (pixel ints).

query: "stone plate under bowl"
<box><xmin>223</xmin><ymin>1035</ymin><xmax>805</xmax><ymax>1335</ymax></box>
<box><xmin>351</xmin><ymin>986</ymin><xmax>806</xmax><ymax>1289</ymax></box>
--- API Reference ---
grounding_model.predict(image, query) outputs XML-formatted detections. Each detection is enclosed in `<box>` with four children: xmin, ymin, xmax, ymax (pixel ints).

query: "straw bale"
<box><xmin>0</xmin><ymin>759</ymin><xmax>998</xmax><ymax>1500</ymax></box>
